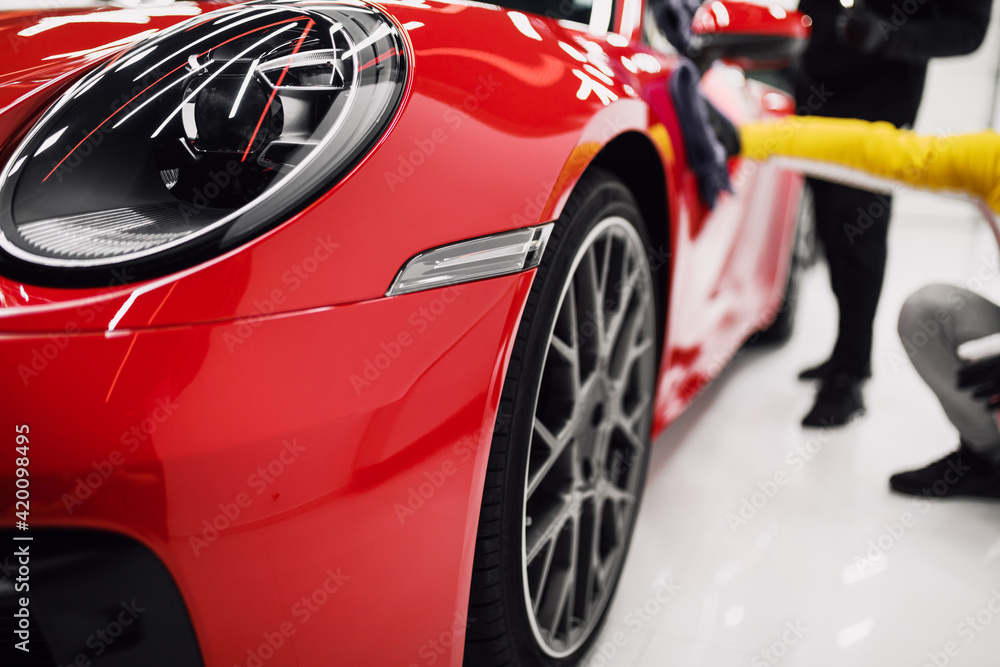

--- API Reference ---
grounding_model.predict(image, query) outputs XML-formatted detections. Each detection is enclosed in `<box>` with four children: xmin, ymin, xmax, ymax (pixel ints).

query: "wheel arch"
<box><xmin>586</xmin><ymin>130</ymin><xmax>672</xmax><ymax>364</ymax></box>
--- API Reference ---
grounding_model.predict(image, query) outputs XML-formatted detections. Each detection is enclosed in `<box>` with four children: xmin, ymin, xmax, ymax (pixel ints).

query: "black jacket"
<box><xmin>796</xmin><ymin>0</ymin><xmax>992</xmax><ymax>125</ymax></box>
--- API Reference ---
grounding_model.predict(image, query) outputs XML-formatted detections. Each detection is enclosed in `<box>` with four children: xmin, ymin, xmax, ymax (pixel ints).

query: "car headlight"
<box><xmin>0</xmin><ymin>0</ymin><xmax>406</xmax><ymax>286</ymax></box>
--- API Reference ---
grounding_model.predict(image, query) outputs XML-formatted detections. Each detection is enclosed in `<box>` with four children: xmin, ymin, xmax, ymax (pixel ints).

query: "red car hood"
<box><xmin>0</xmin><ymin>0</ymin><xmax>678</xmax><ymax>331</ymax></box>
<box><xmin>0</xmin><ymin>0</ymin><xmax>575</xmax><ymax>151</ymax></box>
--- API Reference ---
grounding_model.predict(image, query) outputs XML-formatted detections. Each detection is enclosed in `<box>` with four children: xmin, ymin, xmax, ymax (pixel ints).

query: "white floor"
<box><xmin>589</xmin><ymin>201</ymin><xmax>1000</xmax><ymax>667</ymax></box>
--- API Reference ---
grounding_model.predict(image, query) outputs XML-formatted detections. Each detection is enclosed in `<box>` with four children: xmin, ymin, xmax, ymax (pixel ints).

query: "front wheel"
<box><xmin>463</xmin><ymin>170</ymin><xmax>658</xmax><ymax>666</ymax></box>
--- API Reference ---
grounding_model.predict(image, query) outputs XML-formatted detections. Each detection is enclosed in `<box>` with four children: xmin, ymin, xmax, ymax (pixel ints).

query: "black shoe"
<box><xmin>798</xmin><ymin>359</ymin><xmax>872</xmax><ymax>382</ymax></box>
<box><xmin>798</xmin><ymin>359</ymin><xmax>836</xmax><ymax>381</ymax></box>
<box><xmin>801</xmin><ymin>372</ymin><xmax>865</xmax><ymax>427</ymax></box>
<box><xmin>889</xmin><ymin>444</ymin><xmax>1000</xmax><ymax>499</ymax></box>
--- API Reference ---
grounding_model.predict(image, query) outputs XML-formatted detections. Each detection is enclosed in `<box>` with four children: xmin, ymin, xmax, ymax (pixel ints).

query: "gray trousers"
<box><xmin>898</xmin><ymin>284</ymin><xmax>1000</xmax><ymax>462</ymax></box>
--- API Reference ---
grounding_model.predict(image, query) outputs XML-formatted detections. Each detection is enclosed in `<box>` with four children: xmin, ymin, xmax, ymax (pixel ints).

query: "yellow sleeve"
<box><xmin>740</xmin><ymin>116</ymin><xmax>1000</xmax><ymax>214</ymax></box>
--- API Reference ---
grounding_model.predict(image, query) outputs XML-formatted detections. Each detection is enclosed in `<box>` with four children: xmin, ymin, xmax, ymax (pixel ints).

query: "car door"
<box><xmin>619</xmin><ymin>0</ymin><xmax>802</xmax><ymax>422</ymax></box>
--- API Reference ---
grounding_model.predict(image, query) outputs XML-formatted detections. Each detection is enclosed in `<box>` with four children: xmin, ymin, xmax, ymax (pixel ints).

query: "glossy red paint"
<box><xmin>1</xmin><ymin>273</ymin><xmax>533</xmax><ymax>667</ymax></box>
<box><xmin>693</xmin><ymin>0</ymin><xmax>812</xmax><ymax>38</ymax></box>
<box><xmin>0</xmin><ymin>1</ymin><xmax>806</xmax><ymax>665</ymax></box>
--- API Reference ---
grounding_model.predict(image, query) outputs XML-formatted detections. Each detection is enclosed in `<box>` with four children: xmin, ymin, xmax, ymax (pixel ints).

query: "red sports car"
<box><xmin>0</xmin><ymin>0</ymin><xmax>807</xmax><ymax>665</ymax></box>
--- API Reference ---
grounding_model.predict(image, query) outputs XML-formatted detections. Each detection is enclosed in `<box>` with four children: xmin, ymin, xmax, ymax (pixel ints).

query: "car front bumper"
<box><xmin>0</xmin><ymin>271</ymin><xmax>534</xmax><ymax>667</ymax></box>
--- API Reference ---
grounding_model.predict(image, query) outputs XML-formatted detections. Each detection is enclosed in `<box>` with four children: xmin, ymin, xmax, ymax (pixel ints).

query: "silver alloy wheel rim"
<box><xmin>521</xmin><ymin>216</ymin><xmax>657</xmax><ymax>658</ymax></box>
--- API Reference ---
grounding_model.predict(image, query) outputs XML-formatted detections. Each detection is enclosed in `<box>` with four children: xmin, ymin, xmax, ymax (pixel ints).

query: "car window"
<box><xmin>492</xmin><ymin>0</ymin><xmax>617</xmax><ymax>31</ymax></box>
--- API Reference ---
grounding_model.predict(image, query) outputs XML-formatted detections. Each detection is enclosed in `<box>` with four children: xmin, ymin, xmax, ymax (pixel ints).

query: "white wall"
<box><xmin>899</xmin><ymin>3</ymin><xmax>1000</xmax><ymax>224</ymax></box>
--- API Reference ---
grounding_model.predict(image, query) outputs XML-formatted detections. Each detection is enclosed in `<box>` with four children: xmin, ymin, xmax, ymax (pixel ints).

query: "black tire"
<box><xmin>463</xmin><ymin>170</ymin><xmax>659</xmax><ymax>666</ymax></box>
<box><xmin>750</xmin><ymin>181</ymin><xmax>813</xmax><ymax>346</ymax></box>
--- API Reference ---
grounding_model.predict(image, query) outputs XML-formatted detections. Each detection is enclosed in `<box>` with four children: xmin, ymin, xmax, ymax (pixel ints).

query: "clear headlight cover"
<box><xmin>0</xmin><ymin>0</ymin><xmax>406</xmax><ymax>285</ymax></box>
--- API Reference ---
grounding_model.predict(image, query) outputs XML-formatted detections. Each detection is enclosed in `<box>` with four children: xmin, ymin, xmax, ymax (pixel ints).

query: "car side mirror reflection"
<box><xmin>691</xmin><ymin>1</ymin><xmax>811</xmax><ymax>71</ymax></box>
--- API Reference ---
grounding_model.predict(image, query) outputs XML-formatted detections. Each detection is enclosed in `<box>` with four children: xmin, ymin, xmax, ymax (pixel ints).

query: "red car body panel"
<box><xmin>1</xmin><ymin>272</ymin><xmax>534</xmax><ymax>667</ymax></box>
<box><xmin>692</xmin><ymin>0</ymin><xmax>812</xmax><ymax>37</ymax></box>
<box><xmin>0</xmin><ymin>1</ymin><xmax>804</xmax><ymax>665</ymax></box>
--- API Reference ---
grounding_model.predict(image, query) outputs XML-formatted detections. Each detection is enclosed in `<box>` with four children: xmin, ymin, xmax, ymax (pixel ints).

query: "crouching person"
<box><xmin>891</xmin><ymin>285</ymin><xmax>1000</xmax><ymax>498</ymax></box>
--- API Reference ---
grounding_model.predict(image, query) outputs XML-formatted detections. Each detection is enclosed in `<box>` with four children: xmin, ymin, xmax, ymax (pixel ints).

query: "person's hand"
<box><xmin>835</xmin><ymin>8</ymin><xmax>886</xmax><ymax>55</ymax></box>
<box><xmin>957</xmin><ymin>353</ymin><xmax>1000</xmax><ymax>409</ymax></box>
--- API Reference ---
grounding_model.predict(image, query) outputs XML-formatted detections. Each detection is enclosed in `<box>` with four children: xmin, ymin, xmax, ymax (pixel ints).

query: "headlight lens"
<box><xmin>0</xmin><ymin>0</ymin><xmax>406</xmax><ymax>285</ymax></box>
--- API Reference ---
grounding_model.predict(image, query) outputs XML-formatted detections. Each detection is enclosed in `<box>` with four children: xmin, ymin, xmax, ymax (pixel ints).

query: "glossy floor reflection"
<box><xmin>591</xmin><ymin>209</ymin><xmax>1000</xmax><ymax>667</ymax></box>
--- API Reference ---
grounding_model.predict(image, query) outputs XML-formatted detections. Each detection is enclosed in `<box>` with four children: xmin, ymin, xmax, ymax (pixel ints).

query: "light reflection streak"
<box><xmin>150</xmin><ymin>22</ymin><xmax>299</xmax><ymax>138</ymax></box>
